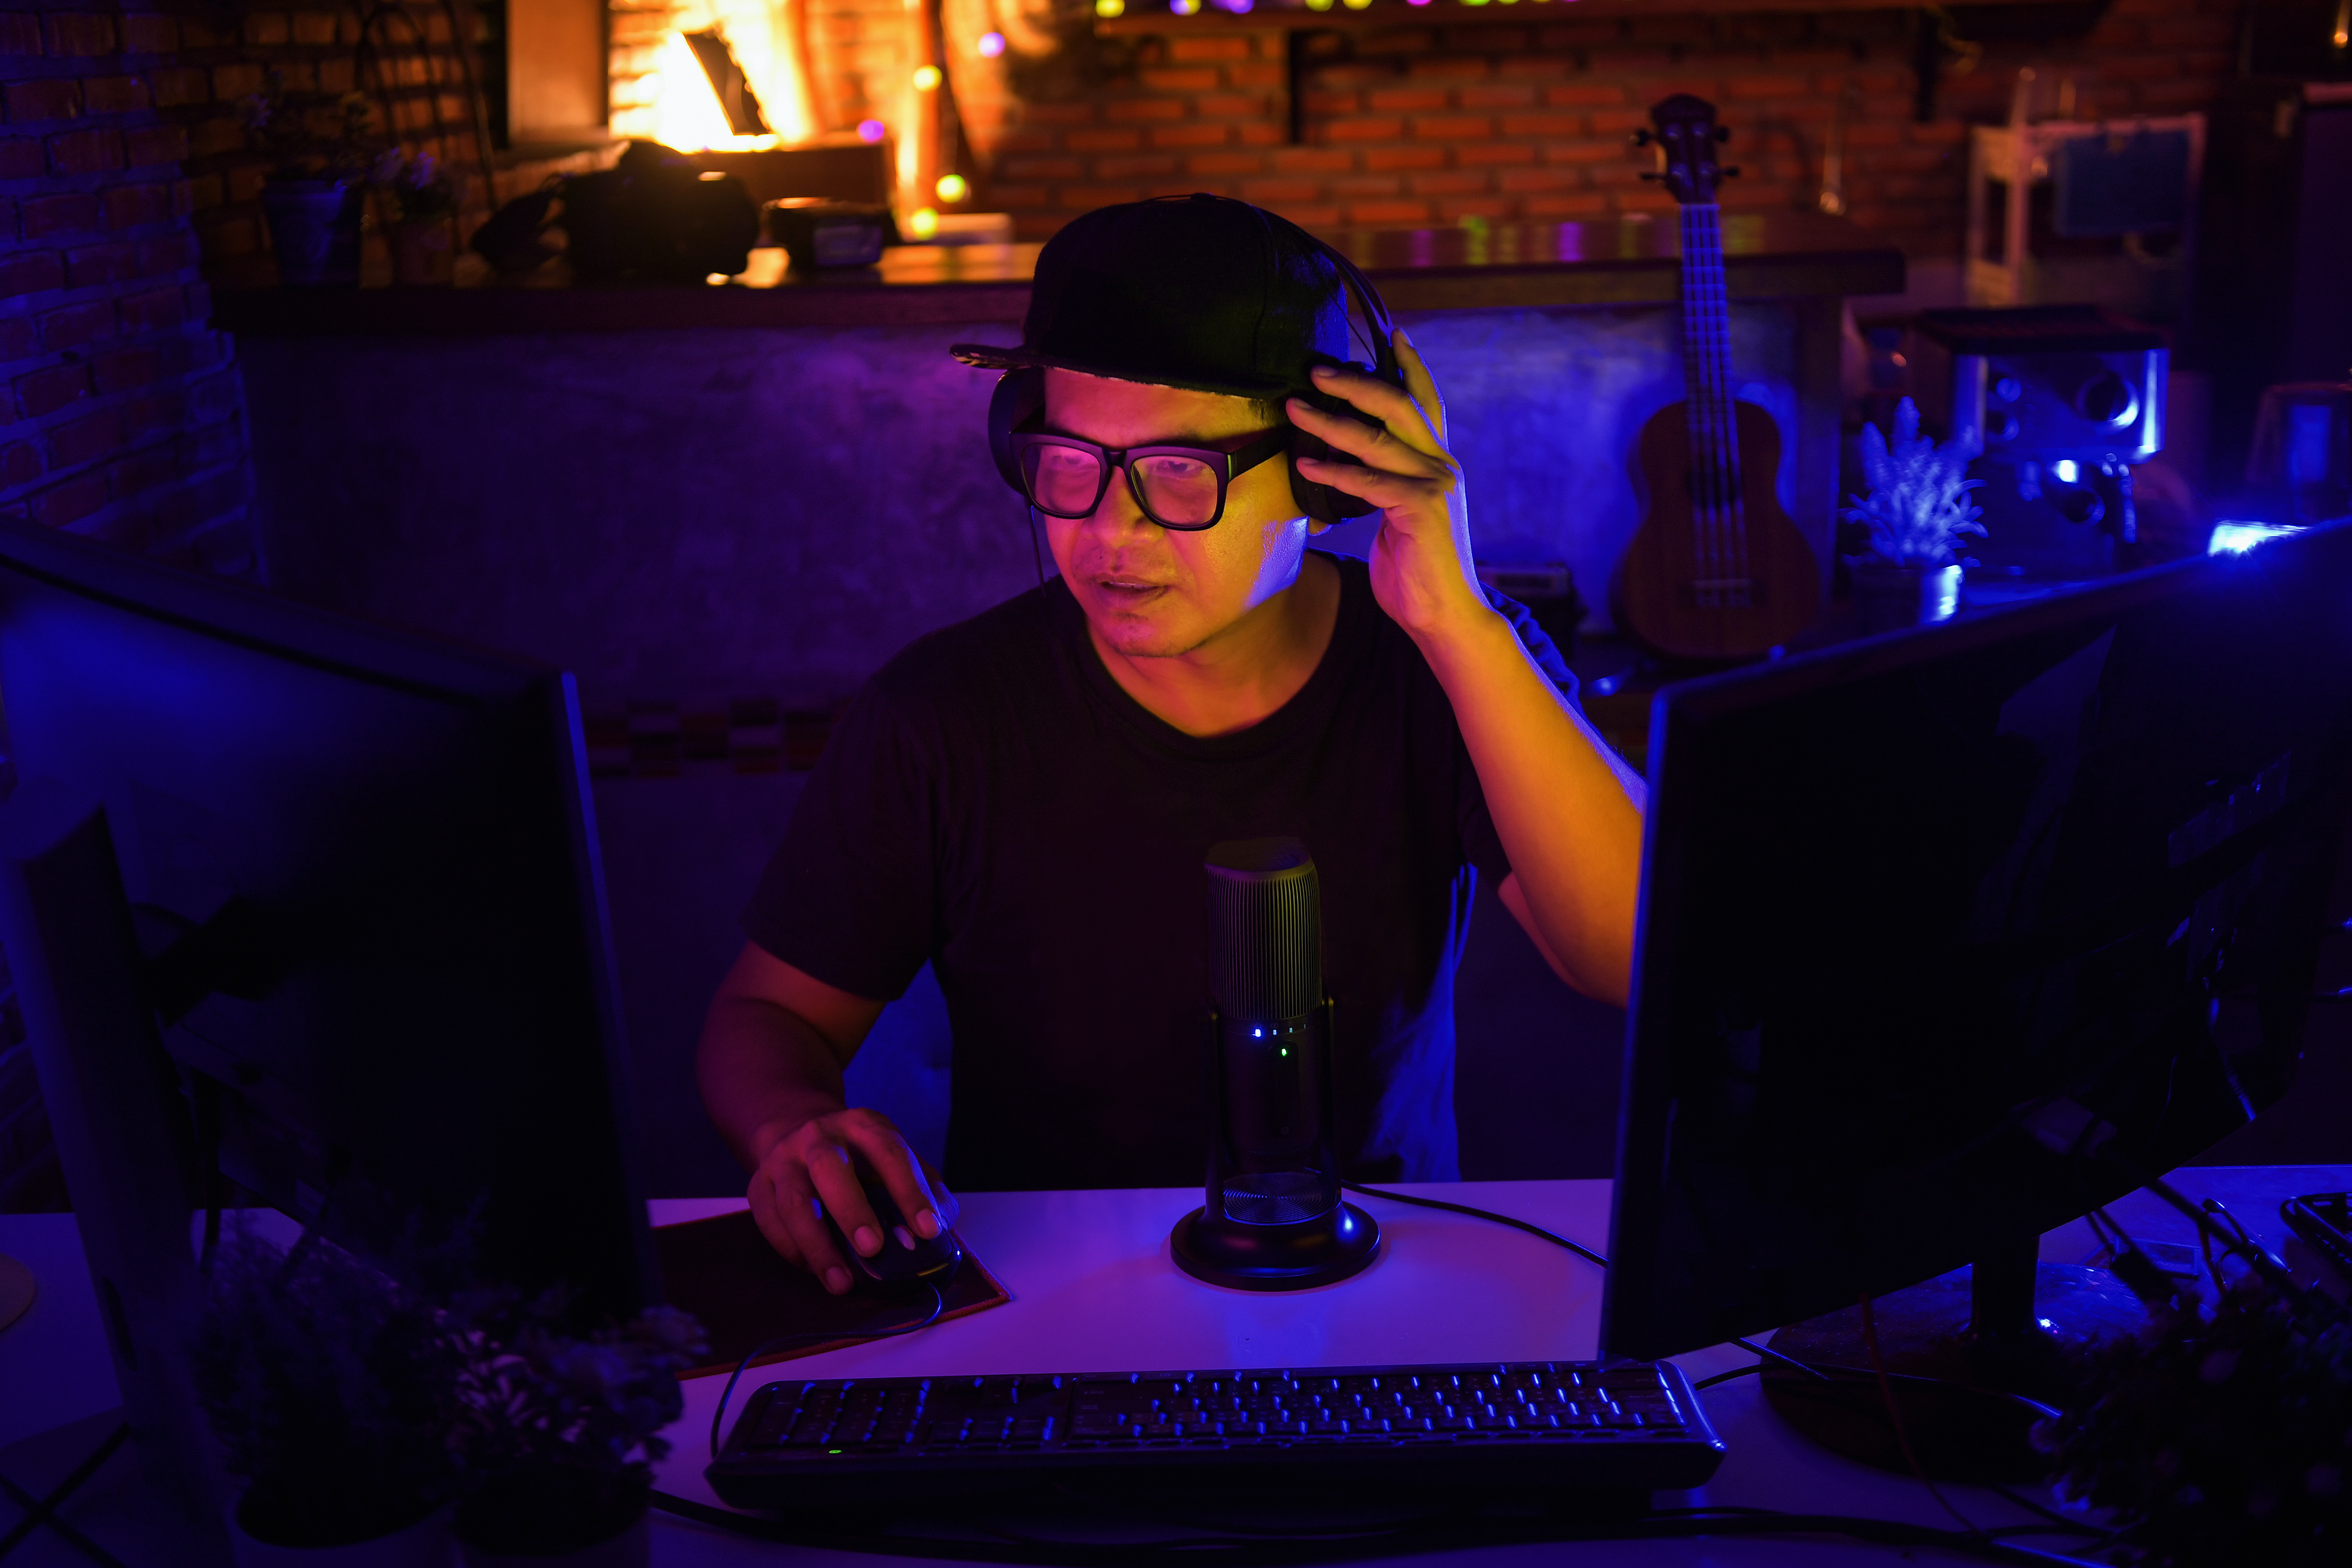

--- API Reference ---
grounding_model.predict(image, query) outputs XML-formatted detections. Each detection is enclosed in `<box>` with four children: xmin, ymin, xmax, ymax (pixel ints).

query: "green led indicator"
<box><xmin>827</xmin><ymin>1448</ymin><xmax>843</xmax><ymax>1454</ymax></box>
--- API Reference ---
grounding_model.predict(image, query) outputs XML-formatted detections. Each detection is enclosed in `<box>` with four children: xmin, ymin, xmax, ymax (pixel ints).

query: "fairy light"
<box><xmin>907</xmin><ymin>207</ymin><xmax>940</xmax><ymax>238</ymax></box>
<box><xmin>1094</xmin><ymin>0</ymin><xmax>1124</xmax><ymax>14</ymax></box>
<box><xmin>936</xmin><ymin>173</ymin><xmax>968</xmax><ymax>201</ymax></box>
<box><xmin>977</xmin><ymin>30</ymin><xmax>1005</xmax><ymax>56</ymax></box>
<box><xmin>857</xmin><ymin>118</ymin><xmax>885</xmax><ymax>142</ymax></box>
<box><xmin>1341</xmin><ymin>0</ymin><xmax>1371</xmax><ymax>9</ymax></box>
<box><xmin>1305</xmin><ymin>0</ymin><xmax>1334</xmax><ymax>9</ymax></box>
<box><xmin>912</xmin><ymin>63</ymin><xmax>941</xmax><ymax>90</ymax></box>
<box><xmin>1170</xmin><ymin>0</ymin><xmax>1198</xmax><ymax>14</ymax></box>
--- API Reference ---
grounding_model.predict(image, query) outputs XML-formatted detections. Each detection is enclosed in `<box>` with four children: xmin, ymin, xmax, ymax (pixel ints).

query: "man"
<box><xmin>699</xmin><ymin>195</ymin><xmax>1645</xmax><ymax>1293</ymax></box>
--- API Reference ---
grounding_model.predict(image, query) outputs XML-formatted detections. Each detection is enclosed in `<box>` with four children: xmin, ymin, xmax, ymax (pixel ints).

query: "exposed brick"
<box><xmin>46</xmin><ymin>127</ymin><xmax>123</xmax><ymax>177</ymax></box>
<box><xmin>1459</xmin><ymin>85</ymin><xmax>1539</xmax><ymax>111</ymax></box>
<box><xmin>1453</xmin><ymin>142</ymin><xmax>1538</xmax><ymax>168</ymax></box>
<box><xmin>1064</xmin><ymin>128</ymin><xmax>1141</xmax><ymax>153</ymax></box>
<box><xmin>41</xmin><ymin>11</ymin><xmax>113</xmax><ymax>56</ymax></box>
<box><xmin>1193</xmin><ymin>93</ymin><xmax>1268</xmax><ymax>121</ymax></box>
<box><xmin>0</xmin><ymin>11</ymin><xmax>38</xmax><ymax>55</ymax></box>
<box><xmin>1320</xmin><ymin>115</ymin><xmax>1405</xmax><ymax>143</ymax></box>
<box><xmin>0</xmin><ymin>249</ymin><xmax>64</xmax><ymax>299</ymax></box>
<box><xmin>1150</xmin><ymin>122</ymin><xmax>1231</xmax><ymax>149</ymax></box>
<box><xmin>1363</xmin><ymin>145</ymin><xmax>1448</xmax><ymax>173</ymax></box>
<box><xmin>1140</xmin><ymin>66</ymin><xmax>1220</xmax><ymax>93</ymax></box>
<box><xmin>28</xmin><ymin>472</ymin><xmax>105</xmax><ymax>528</ymax></box>
<box><xmin>36</xmin><ymin>299</ymin><xmax>113</xmax><ymax>352</ymax></box>
<box><xmin>90</xmin><ymin>345</ymin><xmax>159</xmax><ymax>395</ymax></box>
<box><xmin>87</xmin><ymin>76</ymin><xmax>151</xmax><ymax>116</ymax></box>
<box><xmin>109</xmin><ymin>437</ymin><xmax>181</xmax><ymax>497</ymax></box>
<box><xmin>1240</xmin><ymin>178</ymin><xmax>1324</xmax><ymax>205</ymax></box>
<box><xmin>0</xmin><ymin>135</ymin><xmax>38</xmax><ymax>179</ymax></box>
<box><xmin>1269</xmin><ymin>146</ymin><xmax>1354</xmax><ymax>174</ymax></box>
<box><xmin>1365</xmin><ymin>88</ymin><xmax>1449</xmax><ymax>113</ymax></box>
<box><xmin>1187</xmin><ymin>151</ymin><xmax>1264</xmax><ymax>176</ymax></box>
<box><xmin>1093</xmin><ymin>152</ymin><xmax>1181</xmax><ymax>179</ymax></box>
<box><xmin>998</xmin><ymin>155</ymin><xmax>1084</xmax><ymax>182</ymax></box>
<box><xmin>1411</xmin><ymin>115</ymin><xmax>1495</xmax><ymax>141</ymax></box>
<box><xmin>291</xmin><ymin>10</ymin><xmax>339</xmax><ymax>45</ymax></box>
<box><xmin>1166</xmin><ymin>37</ymin><xmax>1250</xmax><ymax>63</ymax></box>
<box><xmin>1407</xmin><ymin>170</ymin><xmax>1489</xmax><ymax>197</ymax></box>
<box><xmin>1105</xmin><ymin>97</ymin><xmax>1185</xmax><ymax>123</ymax></box>
<box><xmin>46</xmin><ymin>408</ymin><xmax>122</xmax><ymax>470</ymax></box>
<box><xmin>119</xmin><ymin>14</ymin><xmax>179</xmax><ymax>55</ymax></box>
<box><xmin>0</xmin><ymin>316</ymin><xmax>31</xmax><ymax>360</ymax></box>
<box><xmin>115</xmin><ymin>284</ymin><xmax>182</xmax><ymax>334</ymax></box>
<box><xmin>122</xmin><ymin>388</ymin><xmax>183</xmax><ymax>438</ymax></box>
<box><xmin>211</xmin><ymin>63</ymin><xmax>264</xmax><ymax>101</ymax></box>
<box><xmin>123</xmin><ymin>123</ymin><xmax>187</xmax><ymax>168</ymax></box>
<box><xmin>148</xmin><ymin>68</ymin><xmax>208</xmax><ymax>107</ymax></box>
<box><xmin>243</xmin><ymin>11</ymin><xmax>290</xmax><ymax>46</ymax></box>
<box><xmin>1345</xmin><ymin>198</ymin><xmax>1431</xmax><ymax>225</ymax></box>
<box><xmin>0</xmin><ymin>442</ymin><xmax>38</xmax><ymax>490</ymax></box>
<box><xmin>15</xmin><ymin>361</ymin><xmax>90</xmax><ymax>419</ymax></box>
<box><xmin>5</xmin><ymin>78</ymin><xmax>80</xmax><ymax>123</ymax></box>
<box><xmin>102</xmin><ymin>182</ymin><xmax>171</xmax><ymax>230</ymax></box>
<box><xmin>21</xmin><ymin>192</ymin><xmax>100</xmax><ymax>239</ymax></box>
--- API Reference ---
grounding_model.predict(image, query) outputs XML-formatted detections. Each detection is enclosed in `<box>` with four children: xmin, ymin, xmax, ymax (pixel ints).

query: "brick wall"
<box><xmin>965</xmin><ymin>0</ymin><xmax>2237</xmax><ymax>262</ymax></box>
<box><xmin>1</xmin><ymin>0</ymin><xmax>255</xmax><ymax>567</ymax></box>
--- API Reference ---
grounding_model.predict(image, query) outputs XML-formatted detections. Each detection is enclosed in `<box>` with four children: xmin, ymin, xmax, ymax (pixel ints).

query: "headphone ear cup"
<box><xmin>988</xmin><ymin>369</ymin><xmax>1043</xmax><ymax>496</ymax></box>
<box><xmin>1289</xmin><ymin>388</ymin><xmax>1382</xmax><ymax>523</ymax></box>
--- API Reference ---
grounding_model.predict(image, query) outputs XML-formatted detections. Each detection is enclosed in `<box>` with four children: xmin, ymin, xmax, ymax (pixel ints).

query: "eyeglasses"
<box><xmin>1008</xmin><ymin>427</ymin><xmax>1291</xmax><ymax>531</ymax></box>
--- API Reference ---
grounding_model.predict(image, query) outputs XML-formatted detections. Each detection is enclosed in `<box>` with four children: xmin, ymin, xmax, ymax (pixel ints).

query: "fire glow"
<box><xmin>636</xmin><ymin>5</ymin><xmax>814</xmax><ymax>151</ymax></box>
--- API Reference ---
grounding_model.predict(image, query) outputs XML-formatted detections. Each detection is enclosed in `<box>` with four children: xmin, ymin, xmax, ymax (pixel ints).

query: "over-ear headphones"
<box><xmin>985</xmin><ymin>229</ymin><xmax>1406</xmax><ymax>530</ymax></box>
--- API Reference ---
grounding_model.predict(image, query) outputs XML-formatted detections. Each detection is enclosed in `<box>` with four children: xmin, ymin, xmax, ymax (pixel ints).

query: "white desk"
<box><xmin>6</xmin><ymin>1170</ymin><xmax>2349</xmax><ymax>1565</ymax></box>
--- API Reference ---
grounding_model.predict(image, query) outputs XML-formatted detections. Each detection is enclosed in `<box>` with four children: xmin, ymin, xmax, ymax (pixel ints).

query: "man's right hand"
<box><xmin>747</xmin><ymin>1107</ymin><xmax>960</xmax><ymax>1295</ymax></box>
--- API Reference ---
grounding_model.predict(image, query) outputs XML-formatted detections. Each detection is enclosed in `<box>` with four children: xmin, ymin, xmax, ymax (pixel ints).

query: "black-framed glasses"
<box><xmin>1008</xmin><ymin>427</ymin><xmax>1291</xmax><ymax>531</ymax></box>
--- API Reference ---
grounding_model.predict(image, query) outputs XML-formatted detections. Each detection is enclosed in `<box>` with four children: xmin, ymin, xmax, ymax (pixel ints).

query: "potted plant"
<box><xmin>450</xmin><ymin>1294</ymin><xmax>705</xmax><ymax>1566</ymax></box>
<box><xmin>1842</xmin><ymin>396</ymin><xmax>1986</xmax><ymax>633</ymax></box>
<box><xmin>2036</xmin><ymin>1272</ymin><xmax>2351</xmax><ymax>1566</ymax></box>
<box><xmin>191</xmin><ymin>1225</ymin><xmax>465</xmax><ymax>1564</ymax></box>
<box><xmin>377</xmin><ymin>149</ymin><xmax>459</xmax><ymax>287</ymax></box>
<box><xmin>244</xmin><ymin>83</ymin><xmax>381</xmax><ymax>288</ymax></box>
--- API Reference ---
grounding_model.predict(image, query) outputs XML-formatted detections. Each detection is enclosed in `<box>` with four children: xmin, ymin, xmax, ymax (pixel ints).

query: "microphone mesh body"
<box><xmin>1205</xmin><ymin>837</ymin><xmax>1320</xmax><ymax>1020</ymax></box>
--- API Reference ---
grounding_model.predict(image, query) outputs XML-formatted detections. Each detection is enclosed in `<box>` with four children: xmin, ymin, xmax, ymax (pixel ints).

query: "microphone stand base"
<box><xmin>1170</xmin><ymin>1202</ymin><xmax>1381</xmax><ymax>1292</ymax></box>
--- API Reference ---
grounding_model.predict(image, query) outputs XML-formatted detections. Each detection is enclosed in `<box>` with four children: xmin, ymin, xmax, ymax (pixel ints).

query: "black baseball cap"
<box><xmin>950</xmin><ymin>194</ymin><xmax>1357</xmax><ymax>401</ymax></box>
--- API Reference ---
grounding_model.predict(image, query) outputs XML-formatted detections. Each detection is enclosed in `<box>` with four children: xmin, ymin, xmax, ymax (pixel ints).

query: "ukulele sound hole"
<box><xmin>1685</xmin><ymin>577</ymin><xmax>1756</xmax><ymax>610</ymax></box>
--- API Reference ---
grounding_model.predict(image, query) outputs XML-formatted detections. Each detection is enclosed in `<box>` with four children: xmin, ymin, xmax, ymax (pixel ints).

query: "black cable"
<box><xmin>707</xmin><ymin>1281</ymin><xmax>947</xmax><ymax>1458</ymax></box>
<box><xmin>1339</xmin><ymin>1181</ymin><xmax>1830</xmax><ymax>1382</ymax></box>
<box><xmin>646</xmin><ymin>1489</ymin><xmax>2113</xmax><ymax>1566</ymax></box>
<box><xmin>0</xmin><ymin>1426</ymin><xmax>131</xmax><ymax>1567</ymax></box>
<box><xmin>1690</xmin><ymin>1362</ymin><xmax>1763</xmax><ymax>1391</ymax></box>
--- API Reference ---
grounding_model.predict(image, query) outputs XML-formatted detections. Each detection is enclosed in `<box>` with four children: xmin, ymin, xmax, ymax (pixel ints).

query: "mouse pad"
<box><xmin>653</xmin><ymin>1207</ymin><xmax>1011</xmax><ymax>1379</ymax></box>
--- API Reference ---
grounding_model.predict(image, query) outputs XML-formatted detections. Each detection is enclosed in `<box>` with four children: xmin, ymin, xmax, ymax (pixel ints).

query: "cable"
<box><xmin>1339</xmin><ymin>1181</ymin><xmax>1830</xmax><ymax>1382</ymax></box>
<box><xmin>706</xmin><ymin>1281</ymin><xmax>947</xmax><ymax>1459</ymax></box>
<box><xmin>646</xmin><ymin>1489</ymin><xmax>2113</xmax><ymax>1566</ymax></box>
<box><xmin>0</xmin><ymin>1427</ymin><xmax>131</xmax><ymax>1567</ymax></box>
<box><xmin>1859</xmin><ymin>1291</ymin><xmax>1982</xmax><ymax>1538</ymax></box>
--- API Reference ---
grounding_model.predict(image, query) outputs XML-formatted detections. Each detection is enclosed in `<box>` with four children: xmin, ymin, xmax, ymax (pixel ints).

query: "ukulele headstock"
<box><xmin>1646</xmin><ymin>94</ymin><xmax>1728</xmax><ymax>206</ymax></box>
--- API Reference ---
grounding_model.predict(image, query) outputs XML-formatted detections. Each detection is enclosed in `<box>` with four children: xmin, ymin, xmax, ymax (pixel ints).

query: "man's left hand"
<box><xmin>1287</xmin><ymin>330</ymin><xmax>1488</xmax><ymax>643</ymax></box>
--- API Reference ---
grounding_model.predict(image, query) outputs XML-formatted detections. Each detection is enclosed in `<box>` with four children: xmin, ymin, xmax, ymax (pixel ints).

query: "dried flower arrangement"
<box><xmin>2036</xmin><ymin>1271</ymin><xmax>2352</xmax><ymax>1565</ymax></box>
<box><xmin>191</xmin><ymin>1223</ymin><xmax>466</xmax><ymax>1547</ymax></box>
<box><xmin>450</xmin><ymin>1289</ymin><xmax>708</xmax><ymax>1554</ymax></box>
<box><xmin>374</xmin><ymin>148</ymin><xmax>457</xmax><ymax>223</ymax></box>
<box><xmin>1843</xmin><ymin>397</ymin><xmax>1987</xmax><ymax>569</ymax></box>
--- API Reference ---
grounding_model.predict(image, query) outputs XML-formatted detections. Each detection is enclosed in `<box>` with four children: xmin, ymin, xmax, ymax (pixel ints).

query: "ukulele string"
<box><xmin>1691</xmin><ymin>200</ymin><xmax>1749</xmax><ymax>609</ymax></box>
<box><xmin>1685</xmin><ymin>202</ymin><xmax>1731</xmax><ymax>607</ymax></box>
<box><xmin>1679</xmin><ymin>203</ymin><xmax>1722</xmax><ymax>606</ymax></box>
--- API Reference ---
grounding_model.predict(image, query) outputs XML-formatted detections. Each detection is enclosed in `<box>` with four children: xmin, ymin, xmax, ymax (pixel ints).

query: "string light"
<box><xmin>936</xmin><ymin>173</ymin><xmax>969</xmax><ymax>202</ymax></box>
<box><xmin>1094</xmin><ymin>0</ymin><xmax>1124</xmax><ymax>14</ymax></box>
<box><xmin>857</xmin><ymin>118</ymin><xmax>885</xmax><ymax>142</ymax></box>
<box><xmin>912</xmin><ymin>64</ymin><xmax>941</xmax><ymax>90</ymax></box>
<box><xmin>977</xmin><ymin>30</ymin><xmax>1005</xmax><ymax>56</ymax></box>
<box><xmin>1341</xmin><ymin>0</ymin><xmax>1371</xmax><ymax>9</ymax></box>
<box><xmin>907</xmin><ymin>207</ymin><xmax>940</xmax><ymax>239</ymax></box>
<box><xmin>1305</xmin><ymin>0</ymin><xmax>1334</xmax><ymax>9</ymax></box>
<box><xmin>1170</xmin><ymin>0</ymin><xmax>1198</xmax><ymax>14</ymax></box>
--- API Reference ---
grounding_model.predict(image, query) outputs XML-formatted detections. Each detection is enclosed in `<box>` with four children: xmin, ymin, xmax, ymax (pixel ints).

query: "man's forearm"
<box><xmin>1416</xmin><ymin>609</ymin><xmax>1646</xmax><ymax>1005</ymax></box>
<box><xmin>697</xmin><ymin>998</ymin><xmax>853</xmax><ymax>1171</ymax></box>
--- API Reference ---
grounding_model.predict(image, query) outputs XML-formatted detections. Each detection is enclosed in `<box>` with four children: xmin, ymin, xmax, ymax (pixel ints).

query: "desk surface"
<box><xmin>6</xmin><ymin>1169</ymin><xmax>2348</xmax><ymax>1565</ymax></box>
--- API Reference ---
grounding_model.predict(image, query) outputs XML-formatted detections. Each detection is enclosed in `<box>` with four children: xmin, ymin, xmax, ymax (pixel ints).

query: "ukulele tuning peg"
<box><xmin>1638</xmin><ymin>170</ymin><xmax>1663</xmax><ymax>181</ymax></box>
<box><xmin>1630</xmin><ymin>129</ymin><xmax>1653</xmax><ymax>147</ymax></box>
<box><xmin>1720</xmin><ymin>165</ymin><xmax>1742</xmax><ymax>178</ymax></box>
<box><xmin>1714</xmin><ymin>125</ymin><xmax>1731</xmax><ymax>142</ymax></box>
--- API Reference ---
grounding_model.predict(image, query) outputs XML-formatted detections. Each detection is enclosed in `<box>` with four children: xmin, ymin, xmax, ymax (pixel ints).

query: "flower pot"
<box><xmin>261</xmin><ymin>179</ymin><xmax>363</xmax><ymax>289</ymax></box>
<box><xmin>230</xmin><ymin>1497</ymin><xmax>455</xmax><ymax>1568</ymax></box>
<box><xmin>389</xmin><ymin>217</ymin><xmax>456</xmax><ymax>287</ymax></box>
<box><xmin>1852</xmin><ymin>561</ymin><xmax>1962</xmax><ymax>634</ymax></box>
<box><xmin>455</xmin><ymin>1512</ymin><xmax>647</xmax><ymax>1568</ymax></box>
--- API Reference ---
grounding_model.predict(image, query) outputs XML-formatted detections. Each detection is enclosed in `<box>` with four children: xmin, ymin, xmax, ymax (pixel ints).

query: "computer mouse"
<box><xmin>823</xmin><ymin>1177</ymin><xmax>963</xmax><ymax>1288</ymax></box>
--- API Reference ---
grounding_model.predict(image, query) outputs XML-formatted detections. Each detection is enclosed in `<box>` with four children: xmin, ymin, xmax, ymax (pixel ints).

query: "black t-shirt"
<box><xmin>742</xmin><ymin>552</ymin><xmax>1575</xmax><ymax>1191</ymax></box>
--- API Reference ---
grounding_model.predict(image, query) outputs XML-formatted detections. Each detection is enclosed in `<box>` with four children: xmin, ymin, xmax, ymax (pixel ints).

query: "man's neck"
<box><xmin>1086</xmin><ymin>552</ymin><xmax>1344</xmax><ymax>739</ymax></box>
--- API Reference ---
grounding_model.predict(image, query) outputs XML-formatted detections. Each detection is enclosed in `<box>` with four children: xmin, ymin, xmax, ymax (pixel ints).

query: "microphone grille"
<box><xmin>1205</xmin><ymin>837</ymin><xmax>1320</xmax><ymax>1021</ymax></box>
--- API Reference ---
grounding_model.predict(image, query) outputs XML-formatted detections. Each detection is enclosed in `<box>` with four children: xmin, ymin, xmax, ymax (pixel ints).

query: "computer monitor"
<box><xmin>0</xmin><ymin>519</ymin><xmax>655</xmax><ymax>1548</ymax></box>
<box><xmin>1602</xmin><ymin>520</ymin><xmax>2352</xmax><ymax>1409</ymax></box>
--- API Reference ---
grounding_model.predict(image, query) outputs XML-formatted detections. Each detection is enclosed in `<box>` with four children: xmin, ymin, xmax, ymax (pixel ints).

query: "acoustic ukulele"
<box><xmin>1611</xmin><ymin>94</ymin><xmax>1821</xmax><ymax>663</ymax></box>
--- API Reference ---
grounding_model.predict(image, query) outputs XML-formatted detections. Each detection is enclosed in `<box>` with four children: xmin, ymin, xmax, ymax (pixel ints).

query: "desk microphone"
<box><xmin>1170</xmin><ymin>838</ymin><xmax>1380</xmax><ymax>1290</ymax></box>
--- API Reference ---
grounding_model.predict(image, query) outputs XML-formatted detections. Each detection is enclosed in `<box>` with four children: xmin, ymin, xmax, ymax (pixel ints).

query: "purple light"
<box><xmin>977</xmin><ymin>30</ymin><xmax>1005</xmax><ymax>56</ymax></box>
<box><xmin>857</xmin><ymin>119</ymin><xmax>886</xmax><ymax>143</ymax></box>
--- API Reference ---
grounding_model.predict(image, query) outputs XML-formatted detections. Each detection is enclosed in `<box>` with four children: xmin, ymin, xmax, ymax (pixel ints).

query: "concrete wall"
<box><xmin>243</xmin><ymin>299</ymin><xmax>1809</xmax><ymax>713</ymax></box>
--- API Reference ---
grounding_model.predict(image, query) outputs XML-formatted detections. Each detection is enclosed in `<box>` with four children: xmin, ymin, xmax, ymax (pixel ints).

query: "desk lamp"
<box><xmin>1170</xmin><ymin>838</ymin><xmax>1379</xmax><ymax>1291</ymax></box>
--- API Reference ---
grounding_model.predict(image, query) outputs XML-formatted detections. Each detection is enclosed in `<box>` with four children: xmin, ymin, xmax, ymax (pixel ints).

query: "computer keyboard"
<box><xmin>708</xmin><ymin>1359</ymin><xmax>1725</xmax><ymax>1509</ymax></box>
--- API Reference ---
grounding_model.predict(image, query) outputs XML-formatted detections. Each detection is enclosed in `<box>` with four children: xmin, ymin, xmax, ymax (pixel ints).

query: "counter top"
<box><xmin>211</xmin><ymin>213</ymin><xmax>1902</xmax><ymax>337</ymax></box>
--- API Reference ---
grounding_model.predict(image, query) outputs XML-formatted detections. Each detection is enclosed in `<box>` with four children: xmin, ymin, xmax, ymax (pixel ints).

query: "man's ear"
<box><xmin>1306</xmin><ymin>518</ymin><xmax>1330</xmax><ymax>534</ymax></box>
